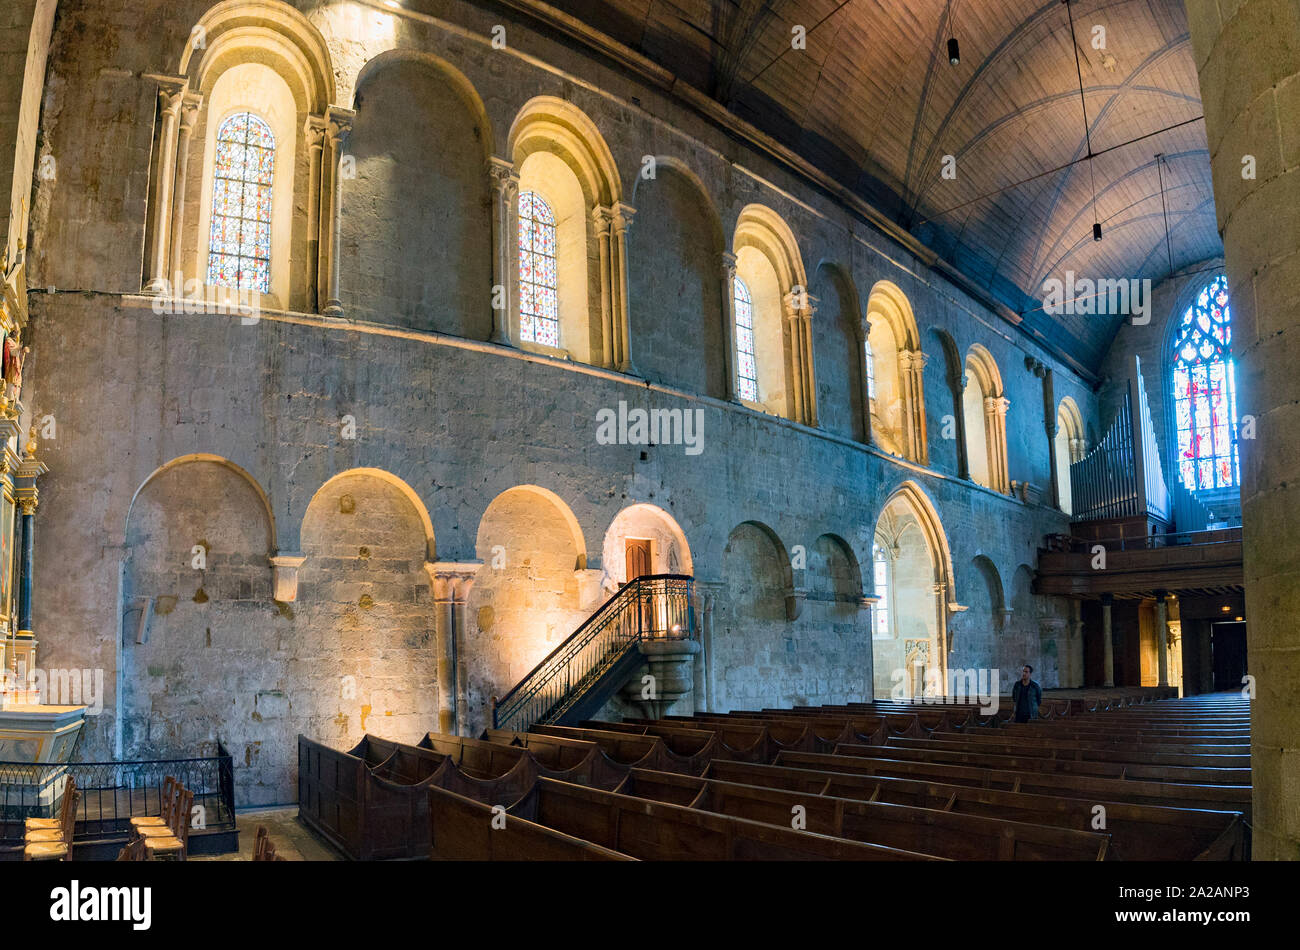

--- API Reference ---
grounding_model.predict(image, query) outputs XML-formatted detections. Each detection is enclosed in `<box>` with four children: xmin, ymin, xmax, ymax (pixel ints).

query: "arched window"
<box><xmin>1172</xmin><ymin>275</ymin><xmax>1239</xmax><ymax>491</ymax></box>
<box><xmin>518</xmin><ymin>190</ymin><xmax>560</xmax><ymax>347</ymax></box>
<box><xmin>734</xmin><ymin>276</ymin><xmax>759</xmax><ymax>403</ymax></box>
<box><xmin>206</xmin><ymin>112</ymin><xmax>276</xmax><ymax>294</ymax></box>
<box><xmin>864</xmin><ymin>339</ymin><xmax>877</xmax><ymax>408</ymax></box>
<box><xmin>872</xmin><ymin>542</ymin><xmax>891</xmax><ymax>639</ymax></box>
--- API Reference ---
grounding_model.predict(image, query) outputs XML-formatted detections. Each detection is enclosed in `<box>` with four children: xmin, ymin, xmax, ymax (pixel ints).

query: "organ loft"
<box><xmin>0</xmin><ymin>0</ymin><xmax>1295</xmax><ymax>901</ymax></box>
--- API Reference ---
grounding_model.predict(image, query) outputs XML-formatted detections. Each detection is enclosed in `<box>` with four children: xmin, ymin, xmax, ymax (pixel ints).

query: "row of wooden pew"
<box><xmin>297</xmin><ymin>690</ymin><xmax>1248</xmax><ymax>860</ymax></box>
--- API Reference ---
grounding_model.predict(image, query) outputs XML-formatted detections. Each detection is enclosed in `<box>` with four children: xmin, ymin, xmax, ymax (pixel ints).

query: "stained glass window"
<box><xmin>207</xmin><ymin>112</ymin><xmax>275</xmax><ymax>294</ymax></box>
<box><xmin>873</xmin><ymin>543</ymin><xmax>890</xmax><ymax>638</ymax></box>
<box><xmin>1172</xmin><ymin>275</ymin><xmax>1239</xmax><ymax>491</ymax></box>
<box><xmin>865</xmin><ymin>339</ymin><xmax>877</xmax><ymax>406</ymax></box>
<box><xmin>518</xmin><ymin>190</ymin><xmax>560</xmax><ymax>347</ymax></box>
<box><xmin>734</xmin><ymin>277</ymin><xmax>758</xmax><ymax>402</ymax></box>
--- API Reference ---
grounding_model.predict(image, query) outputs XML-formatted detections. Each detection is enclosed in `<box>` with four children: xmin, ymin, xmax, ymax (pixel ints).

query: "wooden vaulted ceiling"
<box><xmin>540</xmin><ymin>0</ymin><xmax>1221</xmax><ymax>371</ymax></box>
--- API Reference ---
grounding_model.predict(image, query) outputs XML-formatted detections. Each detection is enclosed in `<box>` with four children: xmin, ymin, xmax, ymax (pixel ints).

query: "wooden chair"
<box><xmin>252</xmin><ymin>825</ymin><xmax>285</xmax><ymax>861</ymax></box>
<box><xmin>24</xmin><ymin>775</ymin><xmax>77</xmax><ymax>835</ymax></box>
<box><xmin>116</xmin><ymin>837</ymin><xmax>146</xmax><ymax>861</ymax></box>
<box><xmin>130</xmin><ymin>775</ymin><xmax>177</xmax><ymax>834</ymax></box>
<box><xmin>24</xmin><ymin>787</ymin><xmax>80</xmax><ymax>861</ymax></box>
<box><xmin>141</xmin><ymin>786</ymin><xmax>193</xmax><ymax>861</ymax></box>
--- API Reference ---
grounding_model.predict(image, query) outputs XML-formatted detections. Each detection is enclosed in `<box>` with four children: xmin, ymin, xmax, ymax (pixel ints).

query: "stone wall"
<box><xmin>20</xmin><ymin>0</ymin><xmax>1097</xmax><ymax>802</ymax></box>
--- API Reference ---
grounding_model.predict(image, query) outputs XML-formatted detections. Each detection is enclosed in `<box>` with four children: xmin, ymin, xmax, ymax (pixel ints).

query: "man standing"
<box><xmin>1010</xmin><ymin>665</ymin><xmax>1041</xmax><ymax>723</ymax></box>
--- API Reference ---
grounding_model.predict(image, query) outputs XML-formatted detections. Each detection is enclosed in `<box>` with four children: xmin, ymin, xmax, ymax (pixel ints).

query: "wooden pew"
<box><xmin>704</xmin><ymin>759</ymin><xmax>1247</xmax><ymax>860</ymax></box>
<box><xmin>888</xmin><ymin>735</ymin><xmax>1252</xmax><ymax>769</ymax></box>
<box><xmin>773</xmin><ymin>750</ymin><xmax>1252</xmax><ymax>815</ymax></box>
<box><xmin>508</xmin><ymin>776</ymin><xmax>945</xmax><ymax>860</ymax></box>
<box><xmin>615</xmin><ymin>767</ymin><xmax>1109</xmax><ymax>860</ymax></box>
<box><xmin>593</xmin><ymin>718</ymin><xmax>775</xmax><ymax>762</ymax></box>
<box><xmin>482</xmin><ymin>729</ymin><xmax>630</xmax><ymax>789</ymax></box>
<box><xmin>428</xmin><ymin>785</ymin><xmax>636</xmax><ymax>861</ymax></box>
<box><xmin>530</xmin><ymin>724</ymin><xmax>714</xmax><ymax>774</ymax></box>
<box><xmin>834</xmin><ymin>741</ymin><xmax>1252</xmax><ymax>785</ymax></box>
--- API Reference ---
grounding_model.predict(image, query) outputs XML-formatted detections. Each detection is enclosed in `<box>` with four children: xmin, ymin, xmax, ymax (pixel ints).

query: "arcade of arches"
<box><xmin>0</xmin><ymin>0</ymin><xmax>1293</xmax><ymax>861</ymax></box>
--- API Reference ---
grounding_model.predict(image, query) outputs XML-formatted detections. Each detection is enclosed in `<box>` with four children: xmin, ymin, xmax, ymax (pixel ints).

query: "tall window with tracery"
<box><xmin>207</xmin><ymin>112</ymin><xmax>275</xmax><ymax>294</ymax></box>
<box><xmin>734</xmin><ymin>277</ymin><xmax>758</xmax><ymax>402</ymax></box>
<box><xmin>872</xmin><ymin>542</ymin><xmax>890</xmax><ymax>638</ymax></box>
<box><xmin>864</xmin><ymin>339</ymin><xmax>877</xmax><ymax>407</ymax></box>
<box><xmin>1172</xmin><ymin>275</ymin><xmax>1239</xmax><ymax>491</ymax></box>
<box><xmin>518</xmin><ymin>190</ymin><xmax>560</xmax><ymax>347</ymax></box>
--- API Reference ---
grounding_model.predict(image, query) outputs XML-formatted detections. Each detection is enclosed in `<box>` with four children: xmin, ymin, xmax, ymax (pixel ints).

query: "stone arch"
<box><xmin>341</xmin><ymin>51</ymin><xmax>492</xmax><ymax>337</ymax></box>
<box><xmin>929</xmin><ymin>327</ymin><xmax>967</xmax><ymax>476</ymax></box>
<box><xmin>871</xmin><ymin>481</ymin><xmax>956</xmax><ymax>698</ymax></box>
<box><xmin>965</xmin><ymin>554</ymin><xmax>1007</xmax><ymax>670</ymax></box>
<box><xmin>601</xmin><ymin>503</ymin><xmax>695</xmax><ymax>589</ymax></box>
<box><xmin>811</xmin><ymin>261</ymin><xmax>867</xmax><ymax>442</ymax></box>
<box><xmin>306</xmin><ymin>467</ymin><xmax>435</xmax><ymax>560</ymax></box>
<box><xmin>120</xmin><ymin>455</ymin><xmax>279</xmax><ymax>801</ymax></box>
<box><xmin>732</xmin><ymin>205</ymin><xmax>809</xmax><ymax>421</ymax></box>
<box><xmin>629</xmin><ymin>157</ymin><xmax>726</xmax><ymax>397</ymax></box>
<box><xmin>1055</xmin><ymin>395</ymin><xmax>1086</xmax><ymax>515</ymax></box>
<box><xmin>715</xmin><ymin>520</ymin><xmax>793</xmax><ymax>710</ymax></box>
<box><xmin>288</xmin><ymin>469</ymin><xmax>439</xmax><ymax>803</ymax></box>
<box><xmin>809</xmin><ymin>533</ymin><xmax>865</xmax><ymax>627</ymax></box>
<box><xmin>964</xmin><ymin>343</ymin><xmax>1010</xmax><ymax>493</ymax></box>
<box><xmin>173</xmin><ymin>0</ymin><xmax>336</xmax><ymax>311</ymax></box>
<box><xmin>866</xmin><ymin>281</ymin><xmax>927</xmax><ymax>462</ymax></box>
<box><xmin>507</xmin><ymin>97</ymin><xmax>623</xmax><ymax>361</ymax></box>
<box><xmin>466</xmin><ymin>485</ymin><xmax>591</xmax><ymax>734</ymax></box>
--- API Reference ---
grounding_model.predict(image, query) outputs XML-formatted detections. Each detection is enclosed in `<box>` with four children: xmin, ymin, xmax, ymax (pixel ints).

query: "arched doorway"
<box><xmin>870</xmin><ymin>483</ymin><xmax>955</xmax><ymax>699</ymax></box>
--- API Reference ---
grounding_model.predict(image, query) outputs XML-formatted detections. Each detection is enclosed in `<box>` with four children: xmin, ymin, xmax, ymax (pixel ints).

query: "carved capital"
<box><xmin>720</xmin><ymin>251</ymin><xmax>737</xmax><ymax>281</ymax></box>
<box><xmin>425</xmin><ymin>561</ymin><xmax>483</xmax><ymax>603</ymax></box>
<box><xmin>304</xmin><ymin>114</ymin><xmax>327</xmax><ymax>152</ymax></box>
<box><xmin>325</xmin><ymin>106</ymin><xmax>355</xmax><ymax>149</ymax></box>
<box><xmin>488</xmin><ymin>156</ymin><xmax>519</xmax><ymax>197</ymax></box>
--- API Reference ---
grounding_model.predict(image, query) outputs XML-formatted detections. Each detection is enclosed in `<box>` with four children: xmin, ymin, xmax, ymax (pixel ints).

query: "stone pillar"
<box><xmin>984</xmin><ymin>395</ymin><xmax>1011</xmax><ymax>493</ymax></box>
<box><xmin>1167</xmin><ymin>619</ymin><xmax>1183</xmax><ymax>696</ymax></box>
<box><xmin>14</xmin><ymin>427</ymin><xmax>47</xmax><ymax>640</ymax></box>
<box><xmin>167</xmin><ymin>91</ymin><xmax>202</xmax><ymax>290</ymax></box>
<box><xmin>303</xmin><ymin>115</ymin><xmax>326</xmax><ymax>313</ymax></box>
<box><xmin>488</xmin><ymin>157</ymin><xmax>519</xmax><ymax>346</ymax></box>
<box><xmin>952</xmin><ymin>371</ymin><xmax>971</xmax><ymax>479</ymax></box>
<box><xmin>721</xmin><ymin>253</ymin><xmax>739</xmax><ymax>400</ymax></box>
<box><xmin>898</xmin><ymin>349</ymin><xmax>929</xmax><ymax>464</ymax></box>
<box><xmin>783</xmin><ymin>290</ymin><xmax>818</xmax><ymax>426</ymax></box>
<box><xmin>143</xmin><ymin>76</ymin><xmax>186</xmax><ymax>294</ymax></box>
<box><xmin>695</xmin><ymin>580</ymin><xmax>724</xmax><ymax>712</ymax></box>
<box><xmin>1185</xmin><ymin>0</ymin><xmax>1300</xmax><ymax>857</ymax></box>
<box><xmin>321</xmin><ymin>107</ymin><xmax>355</xmax><ymax>319</ymax></box>
<box><xmin>592</xmin><ymin>205</ymin><xmax>615</xmax><ymax>368</ymax></box>
<box><xmin>1069</xmin><ymin>599</ymin><xmax>1085</xmax><ymax>688</ymax></box>
<box><xmin>1154</xmin><ymin>591</ymin><xmax>1169</xmax><ymax>687</ymax></box>
<box><xmin>620</xmin><ymin>638</ymin><xmax>701</xmax><ymax>719</ymax></box>
<box><xmin>609</xmin><ymin>203</ymin><xmax>637</xmax><ymax>375</ymax></box>
<box><xmin>856</xmin><ymin>317</ymin><xmax>874</xmax><ymax>445</ymax></box>
<box><xmin>1101</xmin><ymin>594</ymin><xmax>1115</xmax><ymax>688</ymax></box>
<box><xmin>425</xmin><ymin>562</ymin><xmax>481</xmax><ymax>736</ymax></box>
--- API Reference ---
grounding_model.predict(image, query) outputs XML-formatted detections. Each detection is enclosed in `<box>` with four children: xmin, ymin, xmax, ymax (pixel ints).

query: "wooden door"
<box><xmin>625</xmin><ymin>539</ymin><xmax>652</xmax><ymax>582</ymax></box>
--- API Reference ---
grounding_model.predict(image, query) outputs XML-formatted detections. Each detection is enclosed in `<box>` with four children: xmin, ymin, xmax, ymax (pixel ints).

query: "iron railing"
<box><xmin>492</xmin><ymin>574</ymin><xmax>696</xmax><ymax>732</ymax></box>
<box><xmin>1047</xmin><ymin>527</ymin><xmax>1243</xmax><ymax>554</ymax></box>
<box><xmin>0</xmin><ymin>743</ymin><xmax>237</xmax><ymax>849</ymax></box>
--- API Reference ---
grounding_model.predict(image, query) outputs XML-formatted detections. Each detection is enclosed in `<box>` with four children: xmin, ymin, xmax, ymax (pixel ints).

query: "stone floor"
<box><xmin>192</xmin><ymin>806</ymin><xmax>344</xmax><ymax>861</ymax></box>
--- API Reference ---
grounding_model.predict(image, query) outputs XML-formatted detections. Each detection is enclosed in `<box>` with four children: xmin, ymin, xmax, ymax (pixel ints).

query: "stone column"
<box><xmin>952</xmin><ymin>371</ymin><xmax>971</xmax><ymax>479</ymax></box>
<box><xmin>303</xmin><ymin>115</ymin><xmax>326</xmax><ymax>313</ymax></box>
<box><xmin>898</xmin><ymin>349</ymin><xmax>930</xmax><ymax>464</ymax></box>
<box><xmin>488</xmin><ymin>157</ymin><xmax>519</xmax><ymax>346</ymax></box>
<box><xmin>1185</xmin><ymin>0</ymin><xmax>1300</xmax><ymax>857</ymax></box>
<box><xmin>857</xmin><ymin>317</ymin><xmax>874</xmax><ymax>445</ymax></box>
<box><xmin>783</xmin><ymin>290</ymin><xmax>818</xmax><ymax>426</ymax></box>
<box><xmin>425</xmin><ymin>562</ymin><xmax>481</xmax><ymax>736</ymax></box>
<box><xmin>143</xmin><ymin>76</ymin><xmax>187</xmax><ymax>294</ymax></box>
<box><xmin>721</xmin><ymin>252</ymin><xmax>739</xmax><ymax>400</ymax></box>
<box><xmin>1101</xmin><ymin>594</ymin><xmax>1115</xmax><ymax>687</ymax></box>
<box><xmin>1068</xmin><ymin>599</ymin><xmax>1085</xmax><ymax>688</ymax></box>
<box><xmin>1154</xmin><ymin>591</ymin><xmax>1169</xmax><ymax>687</ymax></box>
<box><xmin>14</xmin><ymin>428</ymin><xmax>47</xmax><ymax>640</ymax></box>
<box><xmin>167</xmin><ymin>91</ymin><xmax>202</xmax><ymax>291</ymax></box>
<box><xmin>592</xmin><ymin>205</ymin><xmax>615</xmax><ymax>368</ymax></box>
<box><xmin>321</xmin><ymin>107</ymin><xmax>355</xmax><ymax>319</ymax></box>
<box><xmin>984</xmin><ymin>395</ymin><xmax>1010</xmax><ymax>493</ymax></box>
<box><xmin>695</xmin><ymin>580</ymin><xmax>724</xmax><ymax>712</ymax></box>
<box><xmin>610</xmin><ymin>203</ymin><xmax>637</xmax><ymax>374</ymax></box>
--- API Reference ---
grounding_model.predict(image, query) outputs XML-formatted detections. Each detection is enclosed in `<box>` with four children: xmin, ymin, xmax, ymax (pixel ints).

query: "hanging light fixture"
<box><xmin>1093</xmin><ymin>221</ymin><xmax>1102</xmax><ymax>242</ymax></box>
<box><xmin>946</xmin><ymin>0</ymin><xmax>962</xmax><ymax>65</ymax></box>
